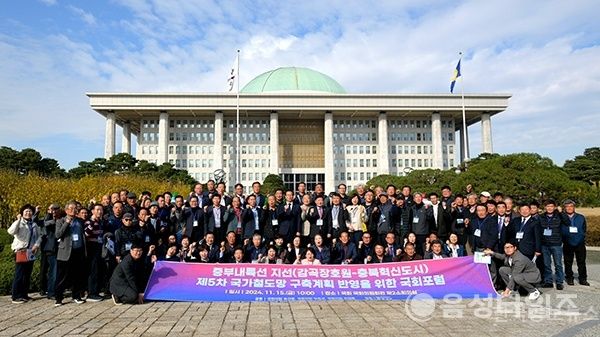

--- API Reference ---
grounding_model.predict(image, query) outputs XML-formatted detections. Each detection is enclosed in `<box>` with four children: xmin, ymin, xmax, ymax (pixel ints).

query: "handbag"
<box><xmin>15</xmin><ymin>249</ymin><xmax>30</xmax><ymax>263</ymax></box>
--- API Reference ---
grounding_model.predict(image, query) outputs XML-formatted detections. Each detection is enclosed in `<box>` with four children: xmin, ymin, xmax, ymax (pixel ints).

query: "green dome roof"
<box><xmin>241</xmin><ymin>67</ymin><xmax>346</xmax><ymax>94</ymax></box>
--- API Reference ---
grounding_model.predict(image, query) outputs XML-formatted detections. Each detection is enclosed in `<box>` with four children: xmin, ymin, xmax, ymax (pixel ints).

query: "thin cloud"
<box><xmin>67</xmin><ymin>5</ymin><xmax>97</xmax><ymax>25</ymax></box>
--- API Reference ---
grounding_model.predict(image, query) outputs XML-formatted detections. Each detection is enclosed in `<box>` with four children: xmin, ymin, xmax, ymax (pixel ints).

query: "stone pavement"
<box><xmin>0</xmin><ymin>266</ymin><xmax>599</xmax><ymax>337</ymax></box>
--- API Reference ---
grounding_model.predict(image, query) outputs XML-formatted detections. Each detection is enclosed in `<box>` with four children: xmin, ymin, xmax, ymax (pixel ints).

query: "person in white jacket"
<box><xmin>8</xmin><ymin>204</ymin><xmax>43</xmax><ymax>304</ymax></box>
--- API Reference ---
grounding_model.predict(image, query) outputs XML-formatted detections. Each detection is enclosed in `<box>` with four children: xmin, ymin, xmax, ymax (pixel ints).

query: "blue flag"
<box><xmin>450</xmin><ymin>59</ymin><xmax>461</xmax><ymax>93</ymax></box>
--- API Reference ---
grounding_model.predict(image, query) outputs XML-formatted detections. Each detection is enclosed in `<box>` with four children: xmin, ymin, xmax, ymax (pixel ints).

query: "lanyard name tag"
<box><xmin>272</xmin><ymin>219</ymin><xmax>279</xmax><ymax>226</ymax></box>
<box><xmin>516</xmin><ymin>232</ymin><xmax>524</xmax><ymax>239</ymax></box>
<box><xmin>569</xmin><ymin>226</ymin><xmax>578</xmax><ymax>233</ymax></box>
<box><xmin>474</xmin><ymin>229</ymin><xmax>481</xmax><ymax>237</ymax></box>
<box><xmin>456</xmin><ymin>218</ymin><xmax>464</xmax><ymax>224</ymax></box>
<box><xmin>316</xmin><ymin>219</ymin><xmax>323</xmax><ymax>227</ymax></box>
<box><xmin>145</xmin><ymin>235</ymin><xmax>150</xmax><ymax>243</ymax></box>
<box><xmin>543</xmin><ymin>228</ymin><xmax>552</xmax><ymax>236</ymax></box>
<box><xmin>332</xmin><ymin>219</ymin><xmax>339</xmax><ymax>229</ymax></box>
<box><xmin>193</xmin><ymin>220</ymin><xmax>199</xmax><ymax>227</ymax></box>
<box><xmin>413</xmin><ymin>217</ymin><xmax>419</xmax><ymax>223</ymax></box>
<box><xmin>72</xmin><ymin>234</ymin><xmax>79</xmax><ymax>241</ymax></box>
<box><xmin>125</xmin><ymin>243</ymin><xmax>132</xmax><ymax>251</ymax></box>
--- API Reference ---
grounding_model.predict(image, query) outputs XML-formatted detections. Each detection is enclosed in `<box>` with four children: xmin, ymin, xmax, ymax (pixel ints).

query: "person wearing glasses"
<box><xmin>109</xmin><ymin>242</ymin><xmax>146</xmax><ymax>305</ymax></box>
<box><xmin>484</xmin><ymin>239</ymin><xmax>541</xmax><ymax>300</ymax></box>
<box><xmin>115</xmin><ymin>213</ymin><xmax>142</xmax><ymax>263</ymax></box>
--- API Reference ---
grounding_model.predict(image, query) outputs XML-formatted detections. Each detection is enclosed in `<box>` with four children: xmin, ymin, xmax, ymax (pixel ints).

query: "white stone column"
<box><xmin>134</xmin><ymin>131</ymin><xmax>140</xmax><ymax>157</ymax></box>
<box><xmin>481</xmin><ymin>112</ymin><xmax>493</xmax><ymax>154</ymax></box>
<box><xmin>158</xmin><ymin>111</ymin><xmax>169</xmax><ymax>164</ymax></box>
<box><xmin>324</xmin><ymin>112</ymin><xmax>334</xmax><ymax>192</ymax></box>
<box><xmin>104</xmin><ymin>111</ymin><xmax>115</xmax><ymax>159</ymax></box>
<box><xmin>213</xmin><ymin>111</ymin><xmax>224</xmax><ymax>170</ymax></box>
<box><xmin>269</xmin><ymin>111</ymin><xmax>279</xmax><ymax>174</ymax></box>
<box><xmin>377</xmin><ymin>111</ymin><xmax>390</xmax><ymax>175</ymax></box>
<box><xmin>121</xmin><ymin>121</ymin><xmax>131</xmax><ymax>154</ymax></box>
<box><xmin>431</xmin><ymin>112</ymin><xmax>443</xmax><ymax>169</ymax></box>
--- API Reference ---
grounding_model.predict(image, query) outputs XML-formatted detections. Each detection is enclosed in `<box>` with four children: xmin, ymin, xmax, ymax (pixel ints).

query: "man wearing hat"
<box><xmin>561</xmin><ymin>199</ymin><xmax>589</xmax><ymax>286</ymax></box>
<box><xmin>123</xmin><ymin>192</ymin><xmax>139</xmax><ymax>218</ymax></box>
<box><xmin>109</xmin><ymin>241</ymin><xmax>146</xmax><ymax>305</ymax></box>
<box><xmin>479</xmin><ymin>191</ymin><xmax>492</xmax><ymax>204</ymax></box>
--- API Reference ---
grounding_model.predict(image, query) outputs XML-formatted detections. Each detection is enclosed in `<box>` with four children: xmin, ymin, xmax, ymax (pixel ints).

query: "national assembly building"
<box><xmin>87</xmin><ymin>67</ymin><xmax>510</xmax><ymax>193</ymax></box>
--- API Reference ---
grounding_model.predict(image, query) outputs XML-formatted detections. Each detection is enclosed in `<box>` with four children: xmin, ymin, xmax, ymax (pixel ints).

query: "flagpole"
<box><xmin>236</xmin><ymin>49</ymin><xmax>241</xmax><ymax>185</ymax></box>
<box><xmin>459</xmin><ymin>52</ymin><xmax>470</xmax><ymax>162</ymax></box>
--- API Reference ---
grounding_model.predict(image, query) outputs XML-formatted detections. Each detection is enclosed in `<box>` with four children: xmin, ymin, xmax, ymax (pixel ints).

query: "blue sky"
<box><xmin>1</xmin><ymin>0</ymin><xmax>599</xmax><ymax>169</ymax></box>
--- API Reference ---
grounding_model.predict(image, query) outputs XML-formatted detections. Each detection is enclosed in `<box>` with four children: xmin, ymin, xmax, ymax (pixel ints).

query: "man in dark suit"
<box><xmin>332</xmin><ymin>231</ymin><xmax>358</xmax><ymax>264</ymax></box>
<box><xmin>241</xmin><ymin>195</ymin><xmax>264</xmax><ymax>240</ymax></box>
<box><xmin>205</xmin><ymin>194</ymin><xmax>228</xmax><ymax>244</ymax></box>
<box><xmin>109</xmin><ymin>243</ymin><xmax>146</xmax><ymax>305</ymax></box>
<box><xmin>325</xmin><ymin>193</ymin><xmax>349</xmax><ymax>243</ymax></box>
<box><xmin>357</xmin><ymin>232</ymin><xmax>375</xmax><ymax>264</ymax></box>
<box><xmin>382</xmin><ymin>231</ymin><xmax>402</xmax><ymax>260</ymax></box>
<box><xmin>250</xmin><ymin>181</ymin><xmax>267</xmax><ymax>208</ymax></box>
<box><xmin>188</xmin><ymin>183</ymin><xmax>209</xmax><ymax>208</ymax></box>
<box><xmin>276</xmin><ymin>191</ymin><xmax>301</xmax><ymax>242</ymax></box>
<box><xmin>509</xmin><ymin>204</ymin><xmax>541</xmax><ymax>260</ymax></box>
<box><xmin>176</xmin><ymin>196</ymin><xmax>205</xmax><ymax>243</ymax></box>
<box><xmin>485</xmin><ymin>240</ymin><xmax>541</xmax><ymax>300</ymax></box>
<box><xmin>294</xmin><ymin>182</ymin><xmax>307</xmax><ymax>205</ymax></box>
<box><xmin>307</xmin><ymin>195</ymin><xmax>328</xmax><ymax>240</ymax></box>
<box><xmin>54</xmin><ymin>201</ymin><xmax>87</xmax><ymax>306</ymax></box>
<box><xmin>426</xmin><ymin>192</ymin><xmax>452</xmax><ymax>241</ymax></box>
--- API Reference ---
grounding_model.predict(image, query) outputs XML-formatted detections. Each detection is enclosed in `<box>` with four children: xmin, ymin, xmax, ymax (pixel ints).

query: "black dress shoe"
<box><xmin>566</xmin><ymin>279</ymin><xmax>574</xmax><ymax>285</ymax></box>
<box><xmin>541</xmin><ymin>283</ymin><xmax>554</xmax><ymax>288</ymax></box>
<box><xmin>556</xmin><ymin>284</ymin><xmax>564</xmax><ymax>290</ymax></box>
<box><xmin>579</xmin><ymin>280</ymin><xmax>590</xmax><ymax>286</ymax></box>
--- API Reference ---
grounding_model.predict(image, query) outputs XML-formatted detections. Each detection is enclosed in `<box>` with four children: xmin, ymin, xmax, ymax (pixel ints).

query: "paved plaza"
<box><xmin>0</xmin><ymin>265</ymin><xmax>598</xmax><ymax>337</ymax></box>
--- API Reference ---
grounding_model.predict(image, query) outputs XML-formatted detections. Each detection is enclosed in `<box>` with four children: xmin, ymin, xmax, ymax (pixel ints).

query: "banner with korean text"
<box><xmin>144</xmin><ymin>256</ymin><xmax>496</xmax><ymax>302</ymax></box>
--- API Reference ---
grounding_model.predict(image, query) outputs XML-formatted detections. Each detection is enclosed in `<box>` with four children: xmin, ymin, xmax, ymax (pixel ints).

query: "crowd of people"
<box><xmin>8</xmin><ymin>180</ymin><xmax>590</xmax><ymax>305</ymax></box>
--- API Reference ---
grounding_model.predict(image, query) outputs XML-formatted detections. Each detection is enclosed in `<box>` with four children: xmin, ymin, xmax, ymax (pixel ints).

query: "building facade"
<box><xmin>88</xmin><ymin>67</ymin><xmax>510</xmax><ymax>193</ymax></box>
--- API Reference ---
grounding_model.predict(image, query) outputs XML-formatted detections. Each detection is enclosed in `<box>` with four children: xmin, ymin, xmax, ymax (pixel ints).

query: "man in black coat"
<box><xmin>109</xmin><ymin>242</ymin><xmax>146</xmax><ymax>305</ymax></box>
<box><xmin>276</xmin><ymin>191</ymin><xmax>301</xmax><ymax>242</ymax></box>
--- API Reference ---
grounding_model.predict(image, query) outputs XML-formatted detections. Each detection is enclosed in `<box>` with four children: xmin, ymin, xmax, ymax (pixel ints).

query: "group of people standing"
<box><xmin>7</xmin><ymin>180</ymin><xmax>590</xmax><ymax>305</ymax></box>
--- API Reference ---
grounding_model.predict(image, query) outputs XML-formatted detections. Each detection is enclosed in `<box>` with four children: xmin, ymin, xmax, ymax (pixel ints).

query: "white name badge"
<box><xmin>125</xmin><ymin>243</ymin><xmax>132</xmax><ymax>251</ymax></box>
<box><xmin>474</xmin><ymin>252</ymin><xmax>491</xmax><ymax>264</ymax></box>
<box><xmin>317</xmin><ymin>219</ymin><xmax>323</xmax><ymax>227</ymax></box>
<box><xmin>474</xmin><ymin>229</ymin><xmax>481</xmax><ymax>237</ymax></box>
<box><xmin>456</xmin><ymin>219</ymin><xmax>464</xmax><ymax>224</ymax></box>
<box><xmin>193</xmin><ymin>220</ymin><xmax>199</xmax><ymax>227</ymax></box>
<box><xmin>272</xmin><ymin>219</ymin><xmax>279</xmax><ymax>226</ymax></box>
<box><xmin>516</xmin><ymin>232</ymin><xmax>524</xmax><ymax>239</ymax></box>
<box><xmin>569</xmin><ymin>226</ymin><xmax>578</xmax><ymax>233</ymax></box>
<box><xmin>145</xmin><ymin>235</ymin><xmax>150</xmax><ymax>243</ymax></box>
<box><xmin>413</xmin><ymin>217</ymin><xmax>419</xmax><ymax>223</ymax></box>
<box><xmin>543</xmin><ymin>228</ymin><xmax>552</xmax><ymax>236</ymax></box>
<box><xmin>71</xmin><ymin>234</ymin><xmax>79</xmax><ymax>241</ymax></box>
<box><xmin>332</xmin><ymin>219</ymin><xmax>339</xmax><ymax>229</ymax></box>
